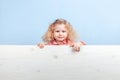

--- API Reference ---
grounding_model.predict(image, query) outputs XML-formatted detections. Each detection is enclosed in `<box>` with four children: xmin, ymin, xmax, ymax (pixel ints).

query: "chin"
<box><xmin>58</xmin><ymin>40</ymin><xmax>64</xmax><ymax>42</ymax></box>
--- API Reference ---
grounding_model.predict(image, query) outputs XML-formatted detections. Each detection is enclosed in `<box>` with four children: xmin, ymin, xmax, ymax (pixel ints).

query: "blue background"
<box><xmin>0</xmin><ymin>0</ymin><xmax>120</xmax><ymax>45</ymax></box>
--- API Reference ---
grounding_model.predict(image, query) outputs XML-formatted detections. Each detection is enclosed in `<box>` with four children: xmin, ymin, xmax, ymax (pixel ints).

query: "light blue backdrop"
<box><xmin>0</xmin><ymin>0</ymin><xmax>120</xmax><ymax>45</ymax></box>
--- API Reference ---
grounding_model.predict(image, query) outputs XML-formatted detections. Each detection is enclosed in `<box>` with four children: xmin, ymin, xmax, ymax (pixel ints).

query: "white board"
<box><xmin>0</xmin><ymin>45</ymin><xmax>120</xmax><ymax>80</ymax></box>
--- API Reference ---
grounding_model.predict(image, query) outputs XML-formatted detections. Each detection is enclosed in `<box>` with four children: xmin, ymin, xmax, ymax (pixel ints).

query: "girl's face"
<box><xmin>53</xmin><ymin>24</ymin><xmax>68</xmax><ymax>42</ymax></box>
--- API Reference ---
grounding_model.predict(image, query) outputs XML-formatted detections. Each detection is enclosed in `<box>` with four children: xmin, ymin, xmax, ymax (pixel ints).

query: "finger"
<box><xmin>38</xmin><ymin>43</ymin><xmax>45</xmax><ymax>48</ymax></box>
<box><xmin>73</xmin><ymin>47</ymin><xmax>80</xmax><ymax>52</ymax></box>
<box><xmin>70</xmin><ymin>44</ymin><xmax>74</xmax><ymax>47</ymax></box>
<box><xmin>76</xmin><ymin>47</ymin><xmax>80</xmax><ymax>52</ymax></box>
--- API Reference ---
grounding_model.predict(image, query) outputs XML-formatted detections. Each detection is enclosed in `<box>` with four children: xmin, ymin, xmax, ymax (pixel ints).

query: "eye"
<box><xmin>55</xmin><ymin>30</ymin><xmax>59</xmax><ymax>32</ymax></box>
<box><xmin>62</xmin><ymin>30</ymin><xmax>66</xmax><ymax>33</ymax></box>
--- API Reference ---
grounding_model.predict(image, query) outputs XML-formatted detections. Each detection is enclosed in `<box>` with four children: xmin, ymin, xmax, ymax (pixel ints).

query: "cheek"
<box><xmin>53</xmin><ymin>32</ymin><xmax>58</xmax><ymax>36</ymax></box>
<box><xmin>64</xmin><ymin>33</ymin><xmax>68</xmax><ymax>37</ymax></box>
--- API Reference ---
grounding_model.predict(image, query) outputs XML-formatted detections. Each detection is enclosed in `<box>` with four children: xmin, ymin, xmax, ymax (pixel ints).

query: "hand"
<box><xmin>37</xmin><ymin>43</ymin><xmax>45</xmax><ymax>48</ymax></box>
<box><xmin>70</xmin><ymin>42</ymin><xmax>81</xmax><ymax>52</ymax></box>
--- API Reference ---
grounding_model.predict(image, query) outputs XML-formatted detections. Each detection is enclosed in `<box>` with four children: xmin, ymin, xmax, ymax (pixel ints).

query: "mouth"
<box><xmin>57</xmin><ymin>37</ymin><xmax>64</xmax><ymax>40</ymax></box>
<box><xmin>58</xmin><ymin>37</ymin><xmax>63</xmax><ymax>38</ymax></box>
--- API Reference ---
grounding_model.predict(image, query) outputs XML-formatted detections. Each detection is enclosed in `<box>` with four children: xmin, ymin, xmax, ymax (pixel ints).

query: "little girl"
<box><xmin>38</xmin><ymin>19</ymin><xmax>86</xmax><ymax>52</ymax></box>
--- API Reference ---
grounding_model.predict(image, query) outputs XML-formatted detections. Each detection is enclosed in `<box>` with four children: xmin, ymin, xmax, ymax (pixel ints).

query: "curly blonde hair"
<box><xmin>42</xmin><ymin>19</ymin><xmax>79</xmax><ymax>43</ymax></box>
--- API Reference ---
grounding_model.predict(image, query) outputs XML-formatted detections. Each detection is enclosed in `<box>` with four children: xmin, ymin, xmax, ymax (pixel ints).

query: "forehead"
<box><xmin>54</xmin><ymin>24</ymin><xmax>67</xmax><ymax>30</ymax></box>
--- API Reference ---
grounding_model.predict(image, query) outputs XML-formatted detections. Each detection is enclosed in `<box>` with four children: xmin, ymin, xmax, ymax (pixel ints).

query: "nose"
<box><xmin>59</xmin><ymin>31</ymin><xmax>62</xmax><ymax>35</ymax></box>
